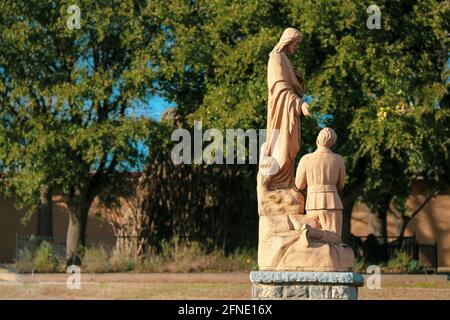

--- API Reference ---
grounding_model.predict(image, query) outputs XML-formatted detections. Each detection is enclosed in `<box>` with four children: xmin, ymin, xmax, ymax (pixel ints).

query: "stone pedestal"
<box><xmin>250</xmin><ymin>271</ymin><xmax>364</xmax><ymax>300</ymax></box>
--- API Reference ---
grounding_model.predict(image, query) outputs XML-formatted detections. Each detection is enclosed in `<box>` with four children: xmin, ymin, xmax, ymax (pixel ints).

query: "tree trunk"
<box><xmin>393</xmin><ymin>214</ymin><xmax>405</xmax><ymax>237</ymax></box>
<box><xmin>368</xmin><ymin>194</ymin><xmax>391</xmax><ymax>244</ymax></box>
<box><xmin>341</xmin><ymin>199</ymin><xmax>355</xmax><ymax>244</ymax></box>
<box><xmin>66</xmin><ymin>203</ymin><xmax>89</xmax><ymax>266</ymax></box>
<box><xmin>341</xmin><ymin>181</ymin><xmax>364</xmax><ymax>244</ymax></box>
<box><xmin>396</xmin><ymin>217</ymin><xmax>411</xmax><ymax>248</ymax></box>
<box><xmin>37</xmin><ymin>185</ymin><xmax>53</xmax><ymax>238</ymax></box>
<box><xmin>368</xmin><ymin>210</ymin><xmax>387</xmax><ymax>241</ymax></box>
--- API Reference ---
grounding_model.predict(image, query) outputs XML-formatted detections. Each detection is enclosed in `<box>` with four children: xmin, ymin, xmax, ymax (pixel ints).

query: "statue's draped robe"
<box><xmin>262</xmin><ymin>51</ymin><xmax>305</xmax><ymax>189</ymax></box>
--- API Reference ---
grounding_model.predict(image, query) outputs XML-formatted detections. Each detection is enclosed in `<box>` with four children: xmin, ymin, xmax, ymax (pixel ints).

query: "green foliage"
<box><xmin>82</xmin><ymin>246</ymin><xmax>112</xmax><ymax>273</ymax></box>
<box><xmin>408</xmin><ymin>259</ymin><xmax>421</xmax><ymax>273</ymax></box>
<box><xmin>384</xmin><ymin>250</ymin><xmax>420</xmax><ymax>273</ymax></box>
<box><xmin>33</xmin><ymin>241</ymin><xmax>61</xmax><ymax>272</ymax></box>
<box><xmin>291</xmin><ymin>0</ymin><xmax>449</xmax><ymax>212</ymax></box>
<box><xmin>146</xmin><ymin>238</ymin><xmax>256</xmax><ymax>272</ymax></box>
<box><xmin>136</xmin><ymin>114</ymin><xmax>259</xmax><ymax>252</ymax></box>
<box><xmin>355</xmin><ymin>250</ymin><xmax>422</xmax><ymax>274</ymax></box>
<box><xmin>147</xmin><ymin>0</ymin><xmax>285</xmax><ymax>129</ymax></box>
<box><xmin>13</xmin><ymin>239</ymin><xmax>257</xmax><ymax>273</ymax></box>
<box><xmin>150</xmin><ymin>0</ymin><xmax>449</xmax><ymax>223</ymax></box>
<box><xmin>1</xmin><ymin>0</ymin><xmax>449</xmax><ymax>256</ymax></box>
<box><xmin>353</xmin><ymin>258</ymin><xmax>366</xmax><ymax>273</ymax></box>
<box><xmin>15</xmin><ymin>240</ymin><xmax>63</xmax><ymax>273</ymax></box>
<box><xmin>0</xmin><ymin>1</ymin><xmax>155</xmax><ymax>218</ymax></box>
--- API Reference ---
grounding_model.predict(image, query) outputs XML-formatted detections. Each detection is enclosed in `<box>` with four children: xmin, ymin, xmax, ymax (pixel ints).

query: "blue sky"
<box><xmin>147</xmin><ymin>95</ymin><xmax>174</xmax><ymax>120</ymax></box>
<box><xmin>145</xmin><ymin>56</ymin><xmax>450</xmax><ymax>120</ymax></box>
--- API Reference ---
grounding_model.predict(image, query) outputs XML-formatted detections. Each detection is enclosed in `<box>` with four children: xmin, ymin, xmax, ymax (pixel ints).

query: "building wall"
<box><xmin>1</xmin><ymin>184</ymin><xmax>450</xmax><ymax>268</ymax></box>
<box><xmin>0</xmin><ymin>195</ymin><xmax>114</xmax><ymax>263</ymax></box>
<box><xmin>0</xmin><ymin>196</ymin><xmax>37</xmax><ymax>263</ymax></box>
<box><xmin>351</xmin><ymin>182</ymin><xmax>450</xmax><ymax>269</ymax></box>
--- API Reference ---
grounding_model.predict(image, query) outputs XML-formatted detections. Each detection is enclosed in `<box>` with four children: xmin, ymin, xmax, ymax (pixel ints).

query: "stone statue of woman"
<box><xmin>260</xmin><ymin>27</ymin><xmax>310</xmax><ymax>191</ymax></box>
<box><xmin>258</xmin><ymin>27</ymin><xmax>311</xmax><ymax>219</ymax></box>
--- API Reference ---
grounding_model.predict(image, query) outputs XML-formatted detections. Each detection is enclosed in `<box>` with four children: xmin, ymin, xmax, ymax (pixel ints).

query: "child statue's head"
<box><xmin>316</xmin><ymin>127</ymin><xmax>337</xmax><ymax>148</ymax></box>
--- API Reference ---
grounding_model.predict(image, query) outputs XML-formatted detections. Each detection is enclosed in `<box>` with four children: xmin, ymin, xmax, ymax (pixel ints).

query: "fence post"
<box><xmin>435</xmin><ymin>241</ymin><xmax>438</xmax><ymax>273</ymax></box>
<box><xmin>15</xmin><ymin>233</ymin><xmax>18</xmax><ymax>262</ymax></box>
<box><xmin>413</xmin><ymin>233</ymin><xmax>419</xmax><ymax>260</ymax></box>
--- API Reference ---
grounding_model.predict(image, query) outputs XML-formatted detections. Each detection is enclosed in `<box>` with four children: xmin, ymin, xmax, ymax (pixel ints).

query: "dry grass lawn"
<box><xmin>0</xmin><ymin>273</ymin><xmax>449</xmax><ymax>300</ymax></box>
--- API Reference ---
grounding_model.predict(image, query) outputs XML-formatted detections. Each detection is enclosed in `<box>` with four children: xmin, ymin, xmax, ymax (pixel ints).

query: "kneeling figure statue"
<box><xmin>258</xmin><ymin>127</ymin><xmax>355</xmax><ymax>271</ymax></box>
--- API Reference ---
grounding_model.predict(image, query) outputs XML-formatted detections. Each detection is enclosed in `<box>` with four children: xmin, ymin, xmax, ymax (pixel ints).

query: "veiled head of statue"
<box><xmin>271</xmin><ymin>27</ymin><xmax>303</xmax><ymax>55</ymax></box>
<box><xmin>316</xmin><ymin>127</ymin><xmax>337</xmax><ymax>148</ymax></box>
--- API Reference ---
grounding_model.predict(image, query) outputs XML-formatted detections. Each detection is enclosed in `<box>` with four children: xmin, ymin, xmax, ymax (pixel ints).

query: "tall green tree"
<box><xmin>0</xmin><ymin>0</ymin><xmax>156</xmax><ymax>264</ymax></box>
<box><xmin>135</xmin><ymin>0</ymin><xmax>297</xmax><ymax>251</ymax></box>
<box><xmin>149</xmin><ymin>0</ymin><xmax>449</xmax><ymax>244</ymax></box>
<box><xmin>288</xmin><ymin>0</ymin><xmax>449</xmax><ymax>240</ymax></box>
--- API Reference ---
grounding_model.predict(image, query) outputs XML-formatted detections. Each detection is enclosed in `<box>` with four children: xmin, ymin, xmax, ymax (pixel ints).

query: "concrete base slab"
<box><xmin>250</xmin><ymin>271</ymin><xmax>364</xmax><ymax>300</ymax></box>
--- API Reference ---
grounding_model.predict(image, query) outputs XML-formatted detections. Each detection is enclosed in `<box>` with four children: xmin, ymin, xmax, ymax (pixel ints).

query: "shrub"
<box><xmin>353</xmin><ymin>258</ymin><xmax>366</xmax><ymax>273</ymax></box>
<box><xmin>13</xmin><ymin>236</ymin><xmax>257</xmax><ymax>273</ymax></box>
<box><xmin>383</xmin><ymin>250</ymin><xmax>420</xmax><ymax>273</ymax></box>
<box><xmin>141</xmin><ymin>238</ymin><xmax>254</xmax><ymax>272</ymax></box>
<box><xmin>82</xmin><ymin>247</ymin><xmax>111</xmax><ymax>273</ymax></box>
<box><xmin>352</xmin><ymin>250</ymin><xmax>424</xmax><ymax>274</ymax></box>
<box><xmin>14</xmin><ymin>247</ymin><xmax>35</xmax><ymax>273</ymax></box>
<box><xmin>408</xmin><ymin>259</ymin><xmax>421</xmax><ymax>273</ymax></box>
<box><xmin>15</xmin><ymin>241</ymin><xmax>62</xmax><ymax>273</ymax></box>
<box><xmin>110</xmin><ymin>250</ymin><xmax>139</xmax><ymax>272</ymax></box>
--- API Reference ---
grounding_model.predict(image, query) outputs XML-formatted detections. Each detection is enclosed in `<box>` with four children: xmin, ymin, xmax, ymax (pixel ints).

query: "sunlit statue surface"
<box><xmin>257</xmin><ymin>28</ymin><xmax>355</xmax><ymax>271</ymax></box>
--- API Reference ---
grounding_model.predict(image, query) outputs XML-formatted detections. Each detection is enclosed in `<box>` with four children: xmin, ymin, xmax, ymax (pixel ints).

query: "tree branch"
<box><xmin>409</xmin><ymin>189</ymin><xmax>439</xmax><ymax>221</ymax></box>
<box><xmin>387</xmin><ymin>201</ymin><xmax>402</xmax><ymax>221</ymax></box>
